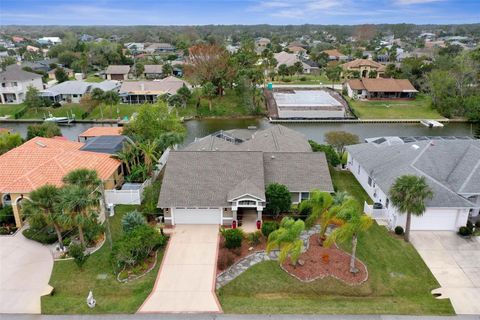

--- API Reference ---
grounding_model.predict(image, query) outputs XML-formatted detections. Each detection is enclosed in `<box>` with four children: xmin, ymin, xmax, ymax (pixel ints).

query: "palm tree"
<box><xmin>22</xmin><ymin>185</ymin><xmax>67</xmax><ymax>249</ymax></box>
<box><xmin>62</xmin><ymin>169</ymin><xmax>100</xmax><ymax>191</ymax></box>
<box><xmin>112</xmin><ymin>149</ymin><xmax>132</xmax><ymax>175</ymax></box>
<box><xmin>136</xmin><ymin>139</ymin><xmax>160</xmax><ymax>174</ymax></box>
<box><xmin>301</xmin><ymin>190</ymin><xmax>333</xmax><ymax>229</ymax></box>
<box><xmin>60</xmin><ymin>185</ymin><xmax>98</xmax><ymax>247</ymax></box>
<box><xmin>324</xmin><ymin>202</ymin><xmax>373</xmax><ymax>273</ymax></box>
<box><xmin>266</xmin><ymin>217</ymin><xmax>305</xmax><ymax>266</ymax></box>
<box><xmin>202</xmin><ymin>82</ymin><xmax>216</xmax><ymax>111</ymax></box>
<box><xmin>158</xmin><ymin>132</ymin><xmax>184</xmax><ymax>151</ymax></box>
<box><xmin>389</xmin><ymin>175</ymin><xmax>433</xmax><ymax>242</ymax></box>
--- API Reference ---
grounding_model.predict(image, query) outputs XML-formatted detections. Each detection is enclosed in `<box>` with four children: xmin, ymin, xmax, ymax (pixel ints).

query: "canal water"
<box><xmin>1</xmin><ymin>119</ymin><xmax>477</xmax><ymax>144</ymax></box>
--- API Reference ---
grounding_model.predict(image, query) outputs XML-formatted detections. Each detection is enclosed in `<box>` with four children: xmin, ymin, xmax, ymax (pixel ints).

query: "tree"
<box><xmin>201</xmin><ymin>82</ymin><xmax>216</xmax><ymax>111</ymax></box>
<box><xmin>266</xmin><ymin>217</ymin><xmax>305</xmax><ymax>266</ymax></box>
<box><xmin>162</xmin><ymin>63</ymin><xmax>173</xmax><ymax>77</ymax></box>
<box><xmin>368</xmin><ymin>70</ymin><xmax>377</xmax><ymax>78</ymax></box>
<box><xmin>324</xmin><ymin>131</ymin><xmax>359</xmax><ymax>158</ymax></box>
<box><xmin>69</xmin><ymin>243</ymin><xmax>90</xmax><ymax>269</ymax></box>
<box><xmin>121</xmin><ymin>210</ymin><xmax>147</xmax><ymax>233</ymax></box>
<box><xmin>62</xmin><ymin>169</ymin><xmax>100</xmax><ymax>191</ymax></box>
<box><xmin>277</xmin><ymin>64</ymin><xmax>289</xmax><ymax>80</ymax></box>
<box><xmin>324</xmin><ymin>201</ymin><xmax>373</xmax><ymax>273</ymax></box>
<box><xmin>134</xmin><ymin>62</ymin><xmax>144</xmax><ymax>78</ymax></box>
<box><xmin>21</xmin><ymin>185</ymin><xmax>66</xmax><ymax>249</ymax></box>
<box><xmin>308</xmin><ymin>140</ymin><xmax>340</xmax><ymax>167</ymax></box>
<box><xmin>0</xmin><ymin>56</ymin><xmax>16</xmax><ymax>70</ymax></box>
<box><xmin>24</xmin><ymin>86</ymin><xmax>44</xmax><ymax>113</ymax></box>
<box><xmin>54</xmin><ymin>67</ymin><xmax>69</xmax><ymax>83</ymax></box>
<box><xmin>136</xmin><ymin>139</ymin><xmax>160</xmax><ymax>174</ymax></box>
<box><xmin>293</xmin><ymin>61</ymin><xmax>304</xmax><ymax>78</ymax></box>
<box><xmin>265</xmin><ymin>183</ymin><xmax>291</xmax><ymax>217</ymax></box>
<box><xmin>0</xmin><ymin>132</ymin><xmax>22</xmax><ymax>155</ymax></box>
<box><xmin>26</xmin><ymin>122</ymin><xmax>62</xmax><ymax>140</ymax></box>
<box><xmin>325</xmin><ymin>65</ymin><xmax>342</xmax><ymax>89</ymax></box>
<box><xmin>389</xmin><ymin>175</ymin><xmax>433</xmax><ymax>242</ymax></box>
<box><xmin>301</xmin><ymin>190</ymin><xmax>333</xmax><ymax>230</ymax></box>
<box><xmin>177</xmin><ymin>84</ymin><xmax>192</xmax><ymax>103</ymax></box>
<box><xmin>102</xmin><ymin>91</ymin><xmax>121</xmax><ymax>118</ymax></box>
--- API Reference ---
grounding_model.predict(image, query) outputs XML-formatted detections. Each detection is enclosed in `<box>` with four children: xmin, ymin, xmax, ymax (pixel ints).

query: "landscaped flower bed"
<box><xmin>282</xmin><ymin>234</ymin><xmax>368</xmax><ymax>285</ymax></box>
<box><xmin>217</xmin><ymin>233</ymin><xmax>267</xmax><ymax>273</ymax></box>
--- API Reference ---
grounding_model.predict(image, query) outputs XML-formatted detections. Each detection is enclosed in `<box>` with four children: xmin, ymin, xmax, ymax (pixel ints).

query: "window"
<box><xmin>368</xmin><ymin>176</ymin><xmax>372</xmax><ymax>186</ymax></box>
<box><xmin>301</xmin><ymin>192</ymin><xmax>310</xmax><ymax>201</ymax></box>
<box><xmin>12</xmin><ymin>82</ymin><xmax>17</xmax><ymax>86</ymax></box>
<box><xmin>386</xmin><ymin>198</ymin><xmax>389</xmax><ymax>208</ymax></box>
<box><xmin>238</xmin><ymin>200</ymin><xmax>256</xmax><ymax>206</ymax></box>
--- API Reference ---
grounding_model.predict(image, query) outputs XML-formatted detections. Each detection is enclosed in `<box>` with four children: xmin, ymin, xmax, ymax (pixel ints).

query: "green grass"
<box><xmin>84</xmin><ymin>74</ymin><xmax>104</xmax><ymax>83</ymax></box>
<box><xmin>41</xmin><ymin>205</ymin><xmax>164</xmax><ymax>314</ymax></box>
<box><xmin>218</xmin><ymin>170</ymin><xmax>454</xmax><ymax>315</ymax></box>
<box><xmin>20</xmin><ymin>104</ymin><xmax>90</xmax><ymax>120</ymax></box>
<box><xmin>272</xmin><ymin>73</ymin><xmax>333</xmax><ymax>85</ymax></box>
<box><xmin>348</xmin><ymin>94</ymin><xmax>443</xmax><ymax>120</ymax></box>
<box><xmin>86</xmin><ymin>104</ymin><xmax>140</xmax><ymax>120</ymax></box>
<box><xmin>0</xmin><ymin>104</ymin><xmax>25</xmax><ymax>117</ymax></box>
<box><xmin>330</xmin><ymin>168</ymin><xmax>373</xmax><ymax>205</ymax></box>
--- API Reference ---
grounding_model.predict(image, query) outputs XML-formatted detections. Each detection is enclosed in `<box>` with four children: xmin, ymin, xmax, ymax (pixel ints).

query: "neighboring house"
<box><xmin>119</xmin><ymin>76</ymin><xmax>190</xmax><ymax>104</ymax></box>
<box><xmin>37</xmin><ymin>37</ymin><xmax>62</xmax><ymax>45</ymax></box>
<box><xmin>78</xmin><ymin>126</ymin><xmax>123</xmax><ymax>142</ymax></box>
<box><xmin>0</xmin><ymin>137</ymin><xmax>124</xmax><ymax>227</ymax></box>
<box><xmin>288</xmin><ymin>46</ymin><xmax>307</xmax><ymax>55</ymax></box>
<box><xmin>143</xmin><ymin>64</ymin><xmax>163</xmax><ymax>79</ymax></box>
<box><xmin>79</xmin><ymin>34</ymin><xmax>95</xmax><ymax>42</ymax></box>
<box><xmin>125</xmin><ymin>42</ymin><xmax>145</xmax><ymax>52</ymax></box>
<box><xmin>22</xmin><ymin>58</ymin><xmax>59</xmax><ymax>73</ymax></box>
<box><xmin>47</xmin><ymin>67</ymin><xmax>74</xmax><ymax>81</ymax></box>
<box><xmin>255</xmin><ymin>37</ymin><xmax>270</xmax><ymax>50</ymax></box>
<box><xmin>346</xmin><ymin>139</ymin><xmax>480</xmax><ymax>231</ymax></box>
<box><xmin>345</xmin><ymin>78</ymin><xmax>418</xmax><ymax>100</ymax></box>
<box><xmin>341</xmin><ymin>59</ymin><xmax>386</xmax><ymax>78</ymax></box>
<box><xmin>105</xmin><ymin>65</ymin><xmax>130</xmax><ymax>80</ymax></box>
<box><xmin>323</xmin><ymin>49</ymin><xmax>349</xmax><ymax>61</ymax></box>
<box><xmin>11</xmin><ymin>36</ymin><xmax>25</xmax><ymax>43</ymax></box>
<box><xmin>26</xmin><ymin>45</ymin><xmax>40</xmax><ymax>53</ymax></box>
<box><xmin>0</xmin><ymin>65</ymin><xmax>43</xmax><ymax>104</ymax></box>
<box><xmin>144</xmin><ymin>43</ymin><xmax>176</xmax><ymax>54</ymax></box>
<box><xmin>273</xmin><ymin>52</ymin><xmax>318</xmax><ymax>74</ymax></box>
<box><xmin>41</xmin><ymin>80</ymin><xmax>120</xmax><ymax>103</ymax></box>
<box><xmin>159</xmin><ymin>125</ymin><xmax>334</xmax><ymax>226</ymax></box>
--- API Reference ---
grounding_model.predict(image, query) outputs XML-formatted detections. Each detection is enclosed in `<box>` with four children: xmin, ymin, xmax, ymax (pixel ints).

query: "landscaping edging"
<box><xmin>53</xmin><ymin>234</ymin><xmax>106</xmax><ymax>261</ymax></box>
<box><xmin>116</xmin><ymin>250</ymin><xmax>159</xmax><ymax>283</ymax></box>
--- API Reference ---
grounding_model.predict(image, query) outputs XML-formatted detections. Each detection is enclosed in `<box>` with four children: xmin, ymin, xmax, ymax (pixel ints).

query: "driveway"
<box><xmin>138</xmin><ymin>225</ymin><xmax>221</xmax><ymax>313</ymax></box>
<box><xmin>410</xmin><ymin>231</ymin><xmax>480</xmax><ymax>315</ymax></box>
<box><xmin>0</xmin><ymin>231</ymin><xmax>53</xmax><ymax>314</ymax></box>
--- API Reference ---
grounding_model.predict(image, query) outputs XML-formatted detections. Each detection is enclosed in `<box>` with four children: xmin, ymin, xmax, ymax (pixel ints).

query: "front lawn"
<box><xmin>348</xmin><ymin>94</ymin><xmax>443</xmax><ymax>120</ymax></box>
<box><xmin>217</xmin><ymin>170</ymin><xmax>453</xmax><ymax>315</ymax></box>
<box><xmin>20</xmin><ymin>104</ymin><xmax>90</xmax><ymax>120</ymax></box>
<box><xmin>41</xmin><ymin>205</ymin><xmax>164</xmax><ymax>314</ymax></box>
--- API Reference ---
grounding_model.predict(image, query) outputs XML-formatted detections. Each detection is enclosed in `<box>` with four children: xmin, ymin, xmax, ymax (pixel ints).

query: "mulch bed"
<box><xmin>282</xmin><ymin>234</ymin><xmax>368</xmax><ymax>285</ymax></box>
<box><xmin>217</xmin><ymin>236</ymin><xmax>267</xmax><ymax>274</ymax></box>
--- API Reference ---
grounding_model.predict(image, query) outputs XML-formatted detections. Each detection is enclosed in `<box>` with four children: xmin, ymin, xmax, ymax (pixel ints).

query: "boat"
<box><xmin>44</xmin><ymin>111</ymin><xmax>75</xmax><ymax>125</ymax></box>
<box><xmin>420</xmin><ymin>120</ymin><xmax>444</xmax><ymax>128</ymax></box>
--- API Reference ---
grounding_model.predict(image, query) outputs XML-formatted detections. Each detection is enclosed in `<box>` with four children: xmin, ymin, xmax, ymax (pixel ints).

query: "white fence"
<box><xmin>104</xmin><ymin>148</ymin><xmax>170</xmax><ymax>205</ymax></box>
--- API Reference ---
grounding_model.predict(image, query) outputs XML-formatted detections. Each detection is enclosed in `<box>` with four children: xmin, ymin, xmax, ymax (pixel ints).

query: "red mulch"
<box><xmin>217</xmin><ymin>236</ymin><xmax>266</xmax><ymax>274</ymax></box>
<box><xmin>282</xmin><ymin>235</ymin><xmax>368</xmax><ymax>285</ymax></box>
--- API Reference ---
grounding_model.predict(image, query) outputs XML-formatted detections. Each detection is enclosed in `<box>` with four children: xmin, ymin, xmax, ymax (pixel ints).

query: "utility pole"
<box><xmin>99</xmin><ymin>182</ymin><xmax>113</xmax><ymax>249</ymax></box>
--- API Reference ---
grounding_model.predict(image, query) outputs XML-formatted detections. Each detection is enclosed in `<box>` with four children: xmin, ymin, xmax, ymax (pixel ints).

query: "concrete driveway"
<box><xmin>0</xmin><ymin>231</ymin><xmax>53</xmax><ymax>314</ymax></box>
<box><xmin>410</xmin><ymin>231</ymin><xmax>480</xmax><ymax>315</ymax></box>
<box><xmin>138</xmin><ymin>225</ymin><xmax>221</xmax><ymax>313</ymax></box>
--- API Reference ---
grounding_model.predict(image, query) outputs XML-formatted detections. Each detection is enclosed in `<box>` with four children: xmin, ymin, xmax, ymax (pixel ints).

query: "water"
<box><xmin>1</xmin><ymin>119</ymin><xmax>476</xmax><ymax>144</ymax></box>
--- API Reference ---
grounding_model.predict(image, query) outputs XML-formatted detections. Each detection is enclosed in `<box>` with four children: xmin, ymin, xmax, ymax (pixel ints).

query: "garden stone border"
<box><xmin>116</xmin><ymin>250</ymin><xmax>159</xmax><ymax>283</ymax></box>
<box><xmin>53</xmin><ymin>234</ymin><xmax>106</xmax><ymax>261</ymax></box>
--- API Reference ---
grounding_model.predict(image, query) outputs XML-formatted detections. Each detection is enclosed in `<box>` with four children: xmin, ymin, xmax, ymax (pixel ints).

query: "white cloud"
<box><xmin>395</xmin><ymin>0</ymin><xmax>444</xmax><ymax>4</ymax></box>
<box><xmin>248</xmin><ymin>0</ymin><xmax>351</xmax><ymax>19</ymax></box>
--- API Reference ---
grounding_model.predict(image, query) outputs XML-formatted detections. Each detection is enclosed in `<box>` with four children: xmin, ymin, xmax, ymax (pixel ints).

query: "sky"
<box><xmin>0</xmin><ymin>0</ymin><xmax>479</xmax><ymax>25</ymax></box>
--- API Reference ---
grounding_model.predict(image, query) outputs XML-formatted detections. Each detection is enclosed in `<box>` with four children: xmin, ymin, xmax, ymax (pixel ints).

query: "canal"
<box><xmin>1</xmin><ymin>119</ymin><xmax>477</xmax><ymax>144</ymax></box>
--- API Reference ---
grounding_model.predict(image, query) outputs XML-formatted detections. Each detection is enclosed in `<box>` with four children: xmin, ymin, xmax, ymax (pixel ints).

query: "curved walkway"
<box><xmin>0</xmin><ymin>231</ymin><xmax>53</xmax><ymax>314</ymax></box>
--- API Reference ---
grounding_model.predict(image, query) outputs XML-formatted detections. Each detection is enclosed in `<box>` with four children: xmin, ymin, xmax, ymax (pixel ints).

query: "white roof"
<box><xmin>273</xmin><ymin>90</ymin><xmax>343</xmax><ymax>108</ymax></box>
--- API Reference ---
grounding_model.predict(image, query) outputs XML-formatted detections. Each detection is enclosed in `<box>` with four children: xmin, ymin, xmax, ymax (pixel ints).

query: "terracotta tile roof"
<box><xmin>79</xmin><ymin>127</ymin><xmax>123</xmax><ymax>138</ymax></box>
<box><xmin>0</xmin><ymin>137</ymin><xmax>121</xmax><ymax>194</ymax></box>
<box><xmin>346</xmin><ymin>79</ymin><xmax>365</xmax><ymax>90</ymax></box>
<box><xmin>347</xmin><ymin>78</ymin><xmax>417</xmax><ymax>93</ymax></box>
<box><xmin>341</xmin><ymin>59</ymin><xmax>386</xmax><ymax>71</ymax></box>
<box><xmin>323</xmin><ymin>49</ymin><xmax>345</xmax><ymax>57</ymax></box>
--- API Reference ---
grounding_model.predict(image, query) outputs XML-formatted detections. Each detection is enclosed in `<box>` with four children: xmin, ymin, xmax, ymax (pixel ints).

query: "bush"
<box><xmin>27</xmin><ymin>122</ymin><xmax>62</xmax><ymax>140</ymax></box>
<box><xmin>217</xmin><ymin>251</ymin><xmax>235</xmax><ymax>270</ymax></box>
<box><xmin>221</xmin><ymin>228</ymin><xmax>243</xmax><ymax>249</ymax></box>
<box><xmin>0</xmin><ymin>205</ymin><xmax>15</xmax><ymax>224</ymax></box>
<box><xmin>69</xmin><ymin>243</ymin><xmax>89</xmax><ymax>269</ymax></box>
<box><xmin>23</xmin><ymin>227</ymin><xmax>58</xmax><ymax>244</ymax></box>
<box><xmin>247</xmin><ymin>231</ymin><xmax>261</xmax><ymax>246</ymax></box>
<box><xmin>261</xmin><ymin>221</ymin><xmax>279</xmax><ymax>237</ymax></box>
<box><xmin>299</xmin><ymin>76</ymin><xmax>307</xmax><ymax>81</ymax></box>
<box><xmin>140</xmin><ymin>181</ymin><xmax>162</xmax><ymax>218</ymax></box>
<box><xmin>84</xmin><ymin>221</ymin><xmax>105</xmax><ymax>246</ymax></box>
<box><xmin>394</xmin><ymin>226</ymin><xmax>404</xmax><ymax>235</ymax></box>
<box><xmin>121</xmin><ymin>210</ymin><xmax>147</xmax><ymax>233</ymax></box>
<box><xmin>459</xmin><ymin>226</ymin><xmax>472</xmax><ymax>237</ymax></box>
<box><xmin>475</xmin><ymin>220</ymin><xmax>480</xmax><ymax>228</ymax></box>
<box><xmin>308</xmin><ymin>140</ymin><xmax>341</xmax><ymax>167</ymax></box>
<box><xmin>265</xmin><ymin>183</ymin><xmax>292</xmax><ymax>217</ymax></box>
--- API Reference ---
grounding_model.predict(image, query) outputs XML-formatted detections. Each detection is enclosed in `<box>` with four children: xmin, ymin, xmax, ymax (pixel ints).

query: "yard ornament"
<box><xmin>87</xmin><ymin>290</ymin><xmax>96</xmax><ymax>308</ymax></box>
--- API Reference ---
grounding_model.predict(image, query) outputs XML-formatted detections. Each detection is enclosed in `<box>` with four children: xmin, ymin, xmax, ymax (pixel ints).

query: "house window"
<box><xmin>386</xmin><ymin>198</ymin><xmax>389</xmax><ymax>208</ymax></box>
<box><xmin>301</xmin><ymin>192</ymin><xmax>310</xmax><ymax>201</ymax></box>
<box><xmin>368</xmin><ymin>176</ymin><xmax>372</xmax><ymax>186</ymax></box>
<box><xmin>238</xmin><ymin>200</ymin><xmax>256</xmax><ymax>206</ymax></box>
<box><xmin>12</xmin><ymin>82</ymin><xmax>17</xmax><ymax>86</ymax></box>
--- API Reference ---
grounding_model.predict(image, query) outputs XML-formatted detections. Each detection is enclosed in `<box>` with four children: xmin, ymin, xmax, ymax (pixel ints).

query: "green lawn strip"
<box><xmin>86</xmin><ymin>103</ymin><xmax>139</xmax><ymax>120</ymax></box>
<box><xmin>348</xmin><ymin>94</ymin><xmax>443</xmax><ymax>120</ymax></box>
<box><xmin>272</xmin><ymin>73</ymin><xmax>333</xmax><ymax>85</ymax></box>
<box><xmin>84</xmin><ymin>75</ymin><xmax>104</xmax><ymax>83</ymax></box>
<box><xmin>20</xmin><ymin>104</ymin><xmax>90</xmax><ymax>120</ymax></box>
<box><xmin>330</xmin><ymin>168</ymin><xmax>373</xmax><ymax>205</ymax></box>
<box><xmin>218</xmin><ymin>170</ymin><xmax>454</xmax><ymax>315</ymax></box>
<box><xmin>0</xmin><ymin>104</ymin><xmax>25</xmax><ymax>117</ymax></box>
<box><xmin>41</xmin><ymin>205</ymin><xmax>163</xmax><ymax>314</ymax></box>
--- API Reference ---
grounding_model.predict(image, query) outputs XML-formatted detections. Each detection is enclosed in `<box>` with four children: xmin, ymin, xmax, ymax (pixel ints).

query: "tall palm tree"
<box><xmin>324</xmin><ymin>202</ymin><xmax>373</xmax><ymax>273</ymax></box>
<box><xmin>389</xmin><ymin>175</ymin><xmax>433</xmax><ymax>242</ymax></box>
<box><xmin>62</xmin><ymin>169</ymin><xmax>100</xmax><ymax>191</ymax></box>
<box><xmin>22</xmin><ymin>185</ymin><xmax>67</xmax><ymax>249</ymax></box>
<box><xmin>60</xmin><ymin>185</ymin><xmax>98</xmax><ymax>247</ymax></box>
<box><xmin>136</xmin><ymin>139</ymin><xmax>160</xmax><ymax>174</ymax></box>
<box><xmin>301</xmin><ymin>190</ymin><xmax>333</xmax><ymax>229</ymax></box>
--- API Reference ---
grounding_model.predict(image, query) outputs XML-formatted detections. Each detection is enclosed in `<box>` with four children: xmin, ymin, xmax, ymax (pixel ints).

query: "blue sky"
<box><xmin>0</xmin><ymin>0</ymin><xmax>479</xmax><ymax>25</ymax></box>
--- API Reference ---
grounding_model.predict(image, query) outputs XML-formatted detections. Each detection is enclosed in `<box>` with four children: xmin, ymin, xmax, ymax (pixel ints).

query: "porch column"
<box><xmin>0</xmin><ymin>93</ymin><xmax>5</xmax><ymax>104</ymax></box>
<box><xmin>11</xmin><ymin>204</ymin><xmax>23</xmax><ymax>228</ymax></box>
<box><xmin>232</xmin><ymin>210</ymin><xmax>237</xmax><ymax>221</ymax></box>
<box><xmin>257</xmin><ymin>207</ymin><xmax>263</xmax><ymax>222</ymax></box>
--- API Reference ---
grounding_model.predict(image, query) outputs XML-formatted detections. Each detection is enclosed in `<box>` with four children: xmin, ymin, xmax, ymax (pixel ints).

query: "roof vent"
<box><xmin>411</xmin><ymin>144</ymin><xmax>419</xmax><ymax>150</ymax></box>
<box><xmin>35</xmin><ymin>141</ymin><xmax>47</xmax><ymax>148</ymax></box>
<box><xmin>271</xmin><ymin>155</ymin><xmax>275</xmax><ymax>159</ymax></box>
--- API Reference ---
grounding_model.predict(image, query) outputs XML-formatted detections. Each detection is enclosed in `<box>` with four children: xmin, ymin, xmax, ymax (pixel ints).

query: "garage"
<box><xmin>410</xmin><ymin>209</ymin><xmax>464</xmax><ymax>231</ymax></box>
<box><xmin>172</xmin><ymin>208</ymin><xmax>221</xmax><ymax>225</ymax></box>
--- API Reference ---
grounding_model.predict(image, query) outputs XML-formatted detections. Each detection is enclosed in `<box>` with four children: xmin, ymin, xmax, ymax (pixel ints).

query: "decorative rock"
<box><xmin>298</xmin><ymin>259</ymin><xmax>305</xmax><ymax>266</ymax></box>
<box><xmin>248</xmin><ymin>247</ymin><xmax>253</xmax><ymax>251</ymax></box>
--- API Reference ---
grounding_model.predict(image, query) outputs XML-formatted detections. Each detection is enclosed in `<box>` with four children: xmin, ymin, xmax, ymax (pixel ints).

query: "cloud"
<box><xmin>395</xmin><ymin>0</ymin><xmax>444</xmax><ymax>4</ymax></box>
<box><xmin>249</xmin><ymin>0</ymin><xmax>351</xmax><ymax>19</ymax></box>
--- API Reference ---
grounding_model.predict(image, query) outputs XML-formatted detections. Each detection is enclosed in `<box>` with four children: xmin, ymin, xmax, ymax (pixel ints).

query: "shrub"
<box><xmin>221</xmin><ymin>228</ymin><xmax>243</xmax><ymax>249</ymax></box>
<box><xmin>299</xmin><ymin>76</ymin><xmax>307</xmax><ymax>81</ymax></box>
<box><xmin>265</xmin><ymin>183</ymin><xmax>291</xmax><ymax>217</ymax></box>
<box><xmin>27</xmin><ymin>122</ymin><xmax>61</xmax><ymax>140</ymax></box>
<box><xmin>69</xmin><ymin>243</ymin><xmax>89</xmax><ymax>269</ymax></box>
<box><xmin>466</xmin><ymin>220</ymin><xmax>474</xmax><ymax>233</ymax></box>
<box><xmin>308</xmin><ymin>140</ymin><xmax>341</xmax><ymax>167</ymax></box>
<box><xmin>0</xmin><ymin>205</ymin><xmax>15</xmax><ymax>224</ymax></box>
<box><xmin>475</xmin><ymin>220</ymin><xmax>480</xmax><ymax>228</ymax></box>
<box><xmin>394</xmin><ymin>226</ymin><xmax>404</xmax><ymax>235</ymax></box>
<box><xmin>140</xmin><ymin>181</ymin><xmax>162</xmax><ymax>219</ymax></box>
<box><xmin>121</xmin><ymin>210</ymin><xmax>147</xmax><ymax>233</ymax></box>
<box><xmin>247</xmin><ymin>231</ymin><xmax>261</xmax><ymax>246</ymax></box>
<box><xmin>459</xmin><ymin>226</ymin><xmax>471</xmax><ymax>237</ymax></box>
<box><xmin>23</xmin><ymin>227</ymin><xmax>58</xmax><ymax>244</ymax></box>
<box><xmin>261</xmin><ymin>221</ymin><xmax>279</xmax><ymax>237</ymax></box>
<box><xmin>84</xmin><ymin>221</ymin><xmax>105</xmax><ymax>246</ymax></box>
<box><xmin>217</xmin><ymin>251</ymin><xmax>235</xmax><ymax>270</ymax></box>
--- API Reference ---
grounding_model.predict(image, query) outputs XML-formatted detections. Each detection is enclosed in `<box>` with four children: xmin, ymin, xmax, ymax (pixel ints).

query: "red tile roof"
<box><xmin>347</xmin><ymin>78</ymin><xmax>418</xmax><ymax>93</ymax></box>
<box><xmin>78</xmin><ymin>127</ymin><xmax>123</xmax><ymax>138</ymax></box>
<box><xmin>0</xmin><ymin>137</ymin><xmax>121</xmax><ymax>194</ymax></box>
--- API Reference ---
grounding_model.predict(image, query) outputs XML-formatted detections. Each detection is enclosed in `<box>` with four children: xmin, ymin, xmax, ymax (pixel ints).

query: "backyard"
<box><xmin>41</xmin><ymin>205</ymin><xmax>164</xmax><ymax>314</ymax></box>
<box><xmin>20</xmin><ymin>104</ymin><xmax>90</xmax><ymax>120</ymax></box>
<box><xmin>272</xmin><ymin>73</ymin><xmax>333</xmax><ymax>85</ymax></box>
<box><xmin>217</xmin><ymin>169</ymin><xmax>454</xmax><ymax>315</ymax></box>
<box><xmin>348</xmin><ymin>94</ymin><xmax>444</xmax><ymax>120</ymax></box>
<box><xmin>0</xmin><ymin>104</ymin><xmax>25</xmax><ymax>118</ymax></box>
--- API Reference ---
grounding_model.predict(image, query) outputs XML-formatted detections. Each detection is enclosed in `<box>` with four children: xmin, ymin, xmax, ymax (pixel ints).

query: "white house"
<box><xmin>41</xmin><ymin>80</ymin><xmax>120</xmax><ymax>103</ymax></box>
<box><xmin>346</xmin><ymin>139</ymin><xmax>480</xmax><ymax>231</ymax></box>
<box><xmin>0</xmin><ymin>65</ymin><xmax>43</xmax><ymax>104</ymax></box>
<box><xmin>37</xmin><ymin>37</ymin><xmax>62</xmax><ymax>45</ymax></box>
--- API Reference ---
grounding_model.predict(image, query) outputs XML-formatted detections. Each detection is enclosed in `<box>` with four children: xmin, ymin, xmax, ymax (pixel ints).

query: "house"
<box><xmin>345</xmin><ymin>78</ymin><xmax>418</xmax><ymax>100</ymax></box>
<box><xmin>47</xmin><ymin>67</ymin><xmax>74</xmax><ymax>81</ymax></box>
<box><xmin>78</xmin><ymin>126</ymin><xmax>123</xmax><ymax>142</ymax></box>
<box><xmin>26</xmin><ymin>45</ymin><xmax>40</xmax><ymax>53</ymax></box>
<box><xmin>143</xmin><ymin>65</ymin><xmax>163</xmax><ymax>79</ymax></box>
<box><xmin>288</xmin><ymin>46</ymin><xmax>307</xmax><ymax>55</ymax></box>
<box><xmin>0</xmin><ymin>65</ymin><xmax>43</xmax><ymax>104</ymax></box>
<box><xmin>255</xmin><ymin>38</ymin><xmax>270</xmax><ymax>49</ymax></box>
<box><xmin>346</xmin><ymin>139</ymin><xmax>480</xmax><ymax>231</ymax></box>
<box><xmin>11</xmin><ymin>36</ymin><xmax>25</xmax><ymax>43</ymax></box>
<box><xmin>341</xmin><ymin>59</ymin><xmax>386</xmax><ymax>78</ymax></box>
<box><xmin>79</xmin><ymin>34</ymin><xmax>94</xmax><ymax>42</ymax></box>
<box><xmin>0</xmin><ymin>137</ymin><xmax>124</xmax><ymax>227</ymax></box>
<box><xmin>105</xmin><ymin>65</ymin><xmax>130</xmax><ymax>80</ymax></box>
<box><xmin>41</xmin><ymin>80</ymin><xmax>120</xmax><ymax>103</ymax></box>
<box><xmin>37</xmin><ymin>37</ymin><xmax>62</xmax><ymax>45</ymax></box>
<box><xmin>144</xmin><ymin>43</ymin><xmax>176</xmax><ymax>54</ymax></box>
<box><xmin>273</xmin><ymin>52</ymin><xmax>318</xmax><ymax>74</ymax></box>
<box><xmin>159</xmin><ymin>125</ymin><xmax>334</xmax><ymax>226</ymax></box>
<box><xmin>125</xmin><ymin>42</ymin><xmax>145</xmax><ymax>52</ymax></box>
<box><xmin>119</xmin><ymin>77</ymin><xmax>190</xmax><ymax>104</ymax></box>
<box><xmin>323</xmin><ymin>49</ymin><xmax>349</xmax><ymax>61</ymax></box>
<box><xmin>22</xmin><ymin>58</ymin><xmax>59</xmax><ymax>73</ymax></box>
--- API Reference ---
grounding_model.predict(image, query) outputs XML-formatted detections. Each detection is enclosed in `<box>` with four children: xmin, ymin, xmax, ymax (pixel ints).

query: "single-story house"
<box><xmin>323</xmin><ymin>49</ymin><xmax>349</xmax><ymax>61</ymax></box>
<box><xmin>105</xmin><ymin>65</ymin><xmax>130</xmax><ymax>80</ymax></box>
<box><xmin>160</xmin><ymin>125</ymin><xmax>334</xmax><ymax>226</ymax></box>
<box><xmin>143</xmin><ymin>64</ymin><xmax>163</xmax><ymax>79</ymax></box>
<box><xmin>144</xmin><ymin>43</ymin><xmax>176</xmax><ymax>54</ymax></box>
<box><xmin>341</xmin><ymin>59</ymin><xmax>386</xmax><ymax>78</ymax></box>
<box><xmin>273</xmin><ymin>52</ymin><xmax>319</xmax><ymax>74</ymax></box>
<box><xmin>47</xmin><ymin>67</ymin><xmax>74</xmax><ymax>81</ymax></box>
<box><xmin>78</xmin><ymin>126</ymin><xmax>123</xmax><ymax>142</ymax></box>
<box><xmin>288</xmin><ymin>46</ymin><xmax>307</xmax><ymax>55</ymax></box>
<box><xmin>345</xmin><ymin>78</ymin><xmax>418</xmax><ymax>100</ymax></box>
<box><xmin>41</xmin><ymin>80</ymin><xmax>120</xmax><ymax>103</ymax></box>
<box><xmin>346</xmin><ymin>139</ymin><xmax>480</xmax><ymax>231</ymax></box>
<box><xmin>0</xmin><ymin>65</ymin><xmax>44</xmax><ymax>104</ymax></box>
<box><xmin>0</xmin><ymin>137</ymin><xmax>124</xmax><ymax>227</ymax></box>
<box><xmin>119</xmin><ymin>76</ymin><xmax>190</xmax><ymax>104</ymax></box>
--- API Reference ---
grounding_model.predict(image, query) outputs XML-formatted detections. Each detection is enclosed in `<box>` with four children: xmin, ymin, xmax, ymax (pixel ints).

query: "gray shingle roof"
<box><xmin>105</xmin><ymin>65</ymin><xmax>130</xmax><ymax>74</ymax></box>
<box><xmin>346</xmin><ymin>140</ymin><xmax>480</xmax><ymax>208</ymax></box>
<box><xmin>0</xmin><ymin>65</ymin><xmax>42</xmax><ymax>81</ymax></box>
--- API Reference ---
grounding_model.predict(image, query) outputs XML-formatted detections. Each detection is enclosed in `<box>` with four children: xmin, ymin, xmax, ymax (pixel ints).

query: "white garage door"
<box><xmin>173</xmin><ymin>208</ymin><xmax>221</xmax><ymax>225</ymax></box>
<box><xmin>411</xmin><ymin>210</ymin><xmax>459</xmax><ymax>231</ymax></box>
